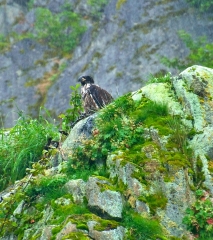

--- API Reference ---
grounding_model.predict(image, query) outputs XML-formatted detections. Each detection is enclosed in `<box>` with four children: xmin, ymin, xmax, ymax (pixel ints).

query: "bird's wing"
<box><xmin>88</xmin><ymin>85</ymin><xmax>114</xmax><ymax>108</ymax></box>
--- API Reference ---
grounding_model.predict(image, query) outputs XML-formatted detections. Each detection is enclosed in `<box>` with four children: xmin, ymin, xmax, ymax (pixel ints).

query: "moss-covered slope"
<box><xmin>1</xmin><ymin>65</ymin><xmax>213</xmax><ymax>239</ymax></box>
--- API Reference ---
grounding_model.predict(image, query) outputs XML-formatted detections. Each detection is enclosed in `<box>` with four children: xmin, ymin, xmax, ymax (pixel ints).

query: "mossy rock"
<box><xmin>61</xmin><ymin>232</ymin><xmax>90</xmax><ymax>240</ymax></box>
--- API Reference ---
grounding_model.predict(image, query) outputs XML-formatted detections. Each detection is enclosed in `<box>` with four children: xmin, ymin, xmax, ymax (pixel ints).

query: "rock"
<box><xmin>64</xmin><ymin>179</ymin><xmax>87</xmax><ymax>204</ymax></box>
<box><xmin>54</xmin><ymin>197</ymin><xmax>71</xmax><ymax>206</ymax></box>
<box><xmin>157</xmin><ymin>169</ymin><xmax>194</xmax><ymax>237</ymax></box>
<box><xmin>173</xmin><ymin>65</ymin><xmax>213</xmax><ymax>194</ymax></box>
<box><xmin>61</xmin><ymin>113</ymin><xmax>97</xmax><ymax>159</ymax></box>
<box><xmin>13</xmin><ymin>200</ymin><xmax>25</xmax><ymax>216</ymax></box>
<box><xmin>88</xmin><ymin>221</ymin><xmax>126</xmax><ymax>240</ymax></box>
<box><xmin>39</xmin><ymin>226</ymin><xmax>55</xmax><ymax>240</ymax></box>
<box><xmin>135</xmin><ymin>200</ymin><xmax>150</xmax><ymax>214</ymax></box>
<box><xmin>107</xmin><ymin>154</ymin><xmax>146</xmax><ymax>197</ymax></box>
<box><xmin>0</xmin><ymin>3</ymin><xmax>24</xmax><ymax>35</ymax></box>
<box><xmin>56</xmin><ymin>222</ymin><xmax>77</xmax><ymax>240</ymax></box>
<box><xmin>85</xmin><ymin>177</ymin><xmax>123</xmax><ymax>219</ymax></box>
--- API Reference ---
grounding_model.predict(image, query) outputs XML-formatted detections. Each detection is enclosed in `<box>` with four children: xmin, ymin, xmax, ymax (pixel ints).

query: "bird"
<box><xmin>78</xmin><ymin>76</ymin><xmax>114</xmax><ymax>115</ymax></box>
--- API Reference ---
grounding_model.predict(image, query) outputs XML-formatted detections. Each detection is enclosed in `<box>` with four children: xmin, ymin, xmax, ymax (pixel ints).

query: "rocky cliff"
<box><xmin>0</xmin><ymin>0</ymin><xmax>213</xmax><ymax>127</ymax></box>
<box><xmin>1</xmin><ymin>65</ymin><xmax>213</xmax><ymax>239</ymax></box>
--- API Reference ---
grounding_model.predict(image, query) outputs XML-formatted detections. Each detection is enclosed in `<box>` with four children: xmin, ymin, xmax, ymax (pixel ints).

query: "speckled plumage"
<box><xmin>78</xmin><ymin>76</ymin><xmax>113</xmax><ymax>114</ymax></box>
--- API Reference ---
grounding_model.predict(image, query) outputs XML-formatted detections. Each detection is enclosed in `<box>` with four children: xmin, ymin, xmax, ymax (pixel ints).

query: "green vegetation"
<box><xmin>0</xmin><ymin>73</ymin><xmax>202</xmax><ymax>239</ymax></box>
<box><xmin>87</xmin><ymin>0</ymin><xmax>108</xmax><ymax>18</ymax></box>
<box><xmin>26</xmin><ymin>175</ymin><xmax>68</xmax><ymax>204</ymax></box>
<box><xmin>122</xmin><ymin>207</ymin><xmax>164</xmax><ymax>239</ymax></box>
<box><xmin>27</xmin><ymin>0</ymin><xmax>34</xmax><ymax>9</ymax></box>
<box><xmin>0</xmin><ymin>34</ymin><xmax>10</xmax><ymax>52</ymax></box>
<box><xmin>186</xmin><ymin>0</ymin><xmax>213</xmax><ymax>12</ymax></box>
<box><xmin>161</xmin><ymin>30</ymin><xmax>213</xmax><ymax>70</ymax></box>
<box><xmin>0</xmin><ymin>111</ymin><xmax>58</xmax><ymax>191</ymax></box>
<box><xmin>116</xmin><ymin>0</ymin><xmax>127</xmax><ymax>10</ymax></box>
<box><xmin>147</xmin><ymin>72</ymin><xmax>172</xmax><ymax>84</ymax></box>
<box><xmin>33</xmin><ymin>5</ymin><xmax>86</xmax><ymax>56</ymax></box>
<box><xmin>183</xmin><ymin>189</ymin><xmax>213</xmax><ymax>239</ymax></box>
<box><xmin>0</xmin><ymin>3</ymin><xmax>86</xmax><ymax>57</ymax></box>
<box><xmin>67</xmin><ymin>93</ymin><xmax>144</xmax><ymax>169</ymax></box>
<box><xmin>58</xmin><ymin>83</ymin><xmax>83</xmax><ymax>132</ymax></box>
<box><xmin>139</xmin><ymin>192</ymin><xmax>168</xmax><ymax>214</ymax></box>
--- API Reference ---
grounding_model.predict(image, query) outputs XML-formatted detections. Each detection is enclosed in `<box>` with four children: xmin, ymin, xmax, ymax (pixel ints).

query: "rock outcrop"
<box><xmin>1</xmin><ymin>65</ymin><xmax>213</xmax><ymax>239</ymax></box>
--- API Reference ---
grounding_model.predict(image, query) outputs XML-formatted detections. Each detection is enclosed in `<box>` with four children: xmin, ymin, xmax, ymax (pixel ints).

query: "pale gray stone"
<box><xmin>64</xmin><ymin>179</ymin><xmax>86</xmax><ymax>204</ymax></box>
<box><xmin>86</xmin><ymin>177</ymin><xmax>123</xmax><ymax>219</ymax></box>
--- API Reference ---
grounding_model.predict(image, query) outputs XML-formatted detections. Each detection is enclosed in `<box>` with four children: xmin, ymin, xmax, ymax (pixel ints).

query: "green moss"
<box><xmin>93</xmin><ymin>52</ymin><xmax>102</xmax><ymax>58</ymax></box>
<box><xmin>52</xmin><ymin>226</ymin><xmax>61</xmax><ymax>235</ymax></box>
<box><xmin>208</xmin><ymin>161</ymin><xmax>213</xmax><ymax>173</ymax></box>
<box><xmin>116</xmin><ymin>72</ymin><xmax>123</xmax><ymax>78</ymax></box>
<box><xmin>121</xmin><ymin>144</ymin><xmax>146</xmax><ymax>164</ymax></box>
<box><xmin>50</xmin><ymin>202</ymin><xmax>90</xmax><ymax>226</ymax></box>
<box><xmin>194</xmin><ymin>156</ymin><xmax>205</xmax><ymax>186</ymax></box>
<box><xmin>132</xmin><ymin>22</ymin><xmax>152</xmax><ymax>34</ymax></box>
<box><xmin>64</xmin><ymin>213</ymin><xmax>119</xmax><ymax>232</ymax></box>
<box><xmin>97</xmin><ymin>181</ymin><xmax>117</xmax><ymax>192</ymax></box>
<box><xmin>93</xmin><ymin>219</ymin><xmax>119</xmax><ymax>231</ymax></box>
<box><xmin>139</xmin><ymin>192</ymin><xmax>167</xmax><ymax>215</ymax></box>
<box><xmin>116</xmin><ymin>0</ymin><xmax>127</xmax><ymax>10</ymax></box>
<box><xmin>62</xmin><ymin>232</ymin><xmax>90</xmax><ymax>240</ymax></box>
<box><xmin>25</xmin><ymin>78</ymin><xmax>39</xmax><ymax>87</ymax></box>
<box><xmin>81</xmin><ymin>63</ymin><xmax>89</xmax><ymax>72</ymax></box>
<box><xmin>130</xmin><ymin>99</ymin><xmax>169</xmax><ymax>125</ymax></box>
<box><xmin>166</xmin><ymin>152</ymin><xmax>191</xmax><ymax>167</ymax></box>
<box><xmin>34</xmin><ymin>59</ymin><xmax>47</xmax><ymax>67</ymax></box>
<box><xmin>107</xmin><ymin>65</ymin><xmax>116</xmax><ymax>72</ymax></box>
<box><xmin>131</xmin><ymin>169</ymin><xmax>147</xmax><ymax>186</ymax></box>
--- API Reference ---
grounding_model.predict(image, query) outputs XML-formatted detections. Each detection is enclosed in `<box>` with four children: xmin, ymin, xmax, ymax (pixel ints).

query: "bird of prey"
<box><xmin>78</xmin><ymin>76</ymin><xmax>114</xmax><ymax>115</ymax></box>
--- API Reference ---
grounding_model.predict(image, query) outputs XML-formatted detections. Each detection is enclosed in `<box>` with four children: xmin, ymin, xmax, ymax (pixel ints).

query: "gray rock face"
<box><xmin>0</xmin><ymin>38</ymin><xmax>53</xmax><ymax>127</ymax></box>
<box><xmin>45</xmin><ymin>0</ymin><xmax>213</xmax><ymax>116</ymax></box>
<box><xmin>0</xmin><ymin>2</ymin><xmax>25</xmax><ymax>35</ymax></box>
<box><xmin>86</xmin><ymin>177</ymin><xmax>123</xmax><ymax>219</ymax></box>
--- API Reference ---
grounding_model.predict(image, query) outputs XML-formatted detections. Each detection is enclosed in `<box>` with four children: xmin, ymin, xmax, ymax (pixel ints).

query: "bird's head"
<box><xmin>78</xmin><ymin>76</ymin><xmax>94</xmax><ymax>86</ymax></box>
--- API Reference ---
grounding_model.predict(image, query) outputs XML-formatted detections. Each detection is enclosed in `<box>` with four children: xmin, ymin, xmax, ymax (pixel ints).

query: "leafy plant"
<box><xmin>186</xmin><ymin>0</ymin><xmax>213</xmax><ymax>12</ymax></box>
<box><xmin>183</xmin><ymin>190</ymin><xmax>213</xmax><ymax>239</ymax></box>
<box><xmin>59</xmin><ymin>83</ymin><xmax>83</xmax><ymax>131</ymax></box>
<box><xmin>33</xmin><ymin>5</ymin><xmax>86</xmax><ymax>56</ymax></box>
<box><xmin>0</xmin><ymin>111</ymin><xmax>59</xmax><ymax>191</ymax></box>
<box><xmin>161</xmin><ymin>30</ymin><xmax>213</xmax><ymax>70</ymax></box>
<box><xmin>147</xmin><ymin>73</ymin><xmax>171</xmax><ymax>84</ymax></box>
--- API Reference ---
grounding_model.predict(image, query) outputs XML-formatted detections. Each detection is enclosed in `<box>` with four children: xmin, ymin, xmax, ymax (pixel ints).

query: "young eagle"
<box><xmin>78</xmin><ymin>76</ymin><xmax>114</xmax><ymax>115</ymax></box>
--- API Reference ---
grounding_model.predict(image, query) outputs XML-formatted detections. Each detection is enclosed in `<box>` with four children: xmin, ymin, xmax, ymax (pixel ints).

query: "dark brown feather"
<box><xmin>83</xmin><ymin>84</ymin><xmax>113</xmax><ymax>114</ymax></box>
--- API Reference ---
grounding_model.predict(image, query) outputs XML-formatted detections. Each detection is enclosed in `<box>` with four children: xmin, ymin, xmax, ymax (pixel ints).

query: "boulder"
<box><xmin>85</xmin><ymin>177</ymin><xmax>123</xmax><ymax>219</ymax></box>
<box><xmin>88</xmin><ymin>221</ymin><xmax>126</xmax><ymax>240</ymax></box>
<box><xmin>64</xmin><ymin>179</ymin><xmax>87</xmax><ymax>204</ymax></box>
<box><xmin>61</xmin><ymin>113</ymin><xmax>97</xmax><ymax>159</ymax></box>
